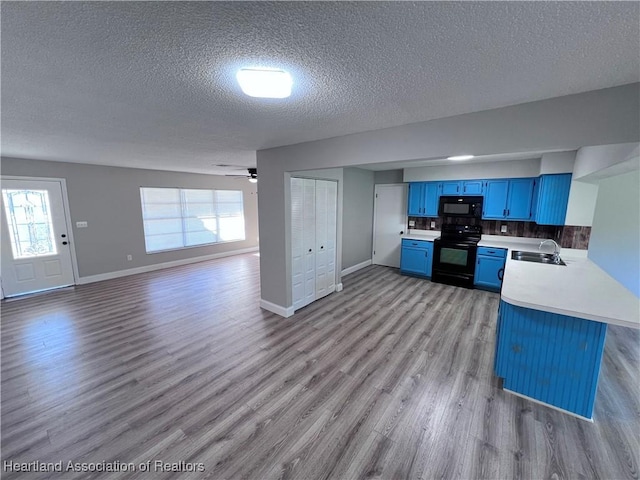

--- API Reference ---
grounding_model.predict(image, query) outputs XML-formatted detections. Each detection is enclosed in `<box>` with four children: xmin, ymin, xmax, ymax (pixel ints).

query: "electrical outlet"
<box><xmin>127</xmin><ymin>255</ymin><xmax>133</xmax><ymax>261</ymax></box>
<box><xmin>430</xmin><ymin>221</ymin><xmax>436</xmax><ymax>229</ymax></box>
<box><xmin>408</xmin><ymin>220</ymin><xmax>415</xmax><ymax>227</ymax></box>
<box><xmin>500</xmin><ymin>225</ymin><xmax>508</xmax><ymax>233</ymax></box>
<box><xmin>76</xmin><ymin>221</ymin><xmax>88</xmax><ymax>228</ymax></box>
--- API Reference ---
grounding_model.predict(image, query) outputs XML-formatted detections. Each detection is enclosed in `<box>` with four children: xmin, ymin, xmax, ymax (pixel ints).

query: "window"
<box><xmin>140</xmin><ymin>187</ymin><xmax>245</xmax><ymax>253</ymax></box>
<box><xmin>2</xmin><ymin>189</ymin><xmax>57</xmax><ymax>258</ymax></box>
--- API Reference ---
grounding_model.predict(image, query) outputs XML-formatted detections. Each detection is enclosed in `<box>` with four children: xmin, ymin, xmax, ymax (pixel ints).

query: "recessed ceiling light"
<box><xmin>447</xmin><ymin>155</ymin><xmax>475</xmax><ymax>161</ymax></box>
<box><xmin>236</xmin><ymin>68</ymin><xmax>292</xmax><ymax>98</ymax></box>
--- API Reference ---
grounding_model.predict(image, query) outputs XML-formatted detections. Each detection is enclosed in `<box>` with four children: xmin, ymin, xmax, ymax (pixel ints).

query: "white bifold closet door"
<box><xmin>291</xmin><ymin>177</ymin><xmax>337</xmax><ymax>312</ymax></box>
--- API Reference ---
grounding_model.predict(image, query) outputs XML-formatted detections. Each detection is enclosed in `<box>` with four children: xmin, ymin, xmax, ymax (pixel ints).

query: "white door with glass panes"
<box><xmin>1</xmin><ymin>179</ymin><xmax>75</xmax><ymax>297</ymax></box>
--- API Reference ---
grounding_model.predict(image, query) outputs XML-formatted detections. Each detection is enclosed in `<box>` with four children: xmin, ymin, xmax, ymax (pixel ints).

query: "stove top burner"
<box><xmin>438</xmin><ymin>223</ymin><xmax>482</xmax><ymax>243</ymax></box>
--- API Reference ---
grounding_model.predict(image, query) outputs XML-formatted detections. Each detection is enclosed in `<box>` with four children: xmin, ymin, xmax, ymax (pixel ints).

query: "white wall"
<box><xmin>565</xmin><ymin>181</ymin><xmax>599</xmax><ymax>226</ymax></box>
<box><xmin>342</xmin><ymin>168</ymin><xmax>375</xmax><ymax>270</ymax></box>
<box><xmin>588</xmin><ymin>170</ymin><xmax>640</xmax><ymax>297</ymax></box>
<box><xmin>403</xmin><ymin>158</ymin><xmax>541</xmax><ymax>182</ymax></box>
<box><xmin>539</xmin><ymin>151</ymin><xmax>576</xmax><ymax>174</ymax></box>
<box><xmin>1</xmin><ymin>157</ymin><xmax>259</xmax><ymax>278</ymax></box>
<box><xmin>573</xmin><ymin>143</ymin><xmax>640</xmax><ymax>180</ymax></box>
<box><xmin>374</xmin><ymin>169</ymin><xmax>404</xmax><ymax>184</ymax></box>
<box><xmin>257</xmin><ymin>84</ymin><xmax>640</xmax><ymax>312</ymax></box>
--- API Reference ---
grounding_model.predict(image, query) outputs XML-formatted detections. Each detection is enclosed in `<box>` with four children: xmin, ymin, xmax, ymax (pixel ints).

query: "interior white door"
<box><xmin>302</xmin><ymin>179</ymin><xmax>316</xmax><ymax>307</ymax></box>
<box><xmin>1</xmin><ymin>179</ymin><xmax>75</xmax><ymax>296</ymax></box>
<box><xmin>372</xmin><ymin>184</ymin><xmax>407</xmax><ymax>268</ymax></box>
<box><xmin>291</xmin><ymin>178</ymin><xmax>305</xmax><ymax>310</ymax></box>
<box><xmin>325</xmin><ymin>180</ymin><xmax>337</xmax><ymax>293</ymax></box>
<box><xmin>314</xmin><ymin>180</ymin><xmax>328</xmax><ymax>298</ymax></box>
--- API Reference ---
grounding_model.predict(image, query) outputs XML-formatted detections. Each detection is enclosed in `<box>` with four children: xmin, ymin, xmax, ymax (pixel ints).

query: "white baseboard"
<box><xmin>77</xmin><ymin>247</ymin><xmax>259</xmax><ymax>285</ymax></box>
<box><xmin>504</xmin><ymin>388</ymin><xmax>593</xmax><ymax>422</ymax></box>
<box><xmin>336</xmin><ymin>283</ymin><xmax>343</xmax><ymax>292</ymax></box>
<box><xmin>341</xmin><ymin>259</ymin><xmax>372</xmax><ymax>276</ymax></box>
<box><xmin>260</xmin><ymin>299</ymin><xmax>294</xmax><ymax>318</ymax></box>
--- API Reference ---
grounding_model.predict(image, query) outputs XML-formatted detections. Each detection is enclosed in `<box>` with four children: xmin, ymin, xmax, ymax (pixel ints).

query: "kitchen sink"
<box><xmin>511</xmin><ymin>250</ymin><xmax>566</xmax><ymax>266</ymax></box>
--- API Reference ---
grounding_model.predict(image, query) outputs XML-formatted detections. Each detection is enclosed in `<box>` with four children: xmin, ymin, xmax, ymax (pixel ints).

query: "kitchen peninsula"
<box><xmin>402</xmin><ymin>231</ymin><xmax>640</xmax><ymax>420</ymax></box>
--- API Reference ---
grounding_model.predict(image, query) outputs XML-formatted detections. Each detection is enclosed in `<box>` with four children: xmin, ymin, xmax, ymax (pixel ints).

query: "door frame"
<box><xmin>372</xmin><ymin>183</ymin><xmax>408</xmax><ymax>266</ymax></box>
<box><xmin>1</xmin><ymin>175</ymin><xmax>80</xmax><ymax>297</ymax></box>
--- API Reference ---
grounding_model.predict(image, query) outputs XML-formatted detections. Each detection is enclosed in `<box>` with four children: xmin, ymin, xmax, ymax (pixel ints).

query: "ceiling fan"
<box><xmin>218</xmin><ymin>165</ymin><xmax>258</xmax><ymax>183</ymax></box>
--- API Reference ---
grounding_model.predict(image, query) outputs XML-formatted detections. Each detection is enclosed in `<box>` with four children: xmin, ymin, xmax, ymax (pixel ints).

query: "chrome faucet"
<box><xmin>539</xmin><ymin>239</ymin><xmax>561</xmax><ymax>264</ymax></box>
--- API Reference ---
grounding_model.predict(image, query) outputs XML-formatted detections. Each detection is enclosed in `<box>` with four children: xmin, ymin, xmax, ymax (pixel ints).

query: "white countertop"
<box><xmin>402</xmin><ymin>230</ymin><xmax>640</xmax><ymax>329</ymax></box>
<box><xmin>499</xmin><ymin>249</ymin><xmax>639</xmax><ymax>329</ymax></box>
<box><xmin>403</xmin><ymin>230</ymin><xmax>440</xmax><ymax>241</ymax></box>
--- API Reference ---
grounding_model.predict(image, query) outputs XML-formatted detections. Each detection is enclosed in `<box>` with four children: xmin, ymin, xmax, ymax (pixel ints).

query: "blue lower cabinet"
<box><xmin>474</xmin><ymin>247</ymin><xmax>507</xmax><ymax>291</ymax></box>
<box><xmin>494</xmin><ymin>300</ymin><xmax>607</xmax><ymax>420</ymax></box>
<box><xmin>400</xmin><ymin>239</ymin><xmax>433</xmax><ymax>278</ymax></box>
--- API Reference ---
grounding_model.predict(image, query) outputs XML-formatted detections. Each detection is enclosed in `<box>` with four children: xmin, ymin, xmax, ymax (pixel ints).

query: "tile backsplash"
<box><xmin>409</xmin><ymin>216</ymin><xmax>591</xmax><ymax>250</ymax></box>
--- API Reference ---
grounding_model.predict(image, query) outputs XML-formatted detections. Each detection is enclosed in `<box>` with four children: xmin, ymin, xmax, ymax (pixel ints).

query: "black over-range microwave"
<box><xmin>438</xmin><ymin>196</ymin><xmax>483</xmax><ymax>218</ymax></box>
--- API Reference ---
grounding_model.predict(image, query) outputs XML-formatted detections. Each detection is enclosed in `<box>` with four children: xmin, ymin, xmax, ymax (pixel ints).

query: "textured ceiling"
<box><xmin>1</xmin><ymin>2</ymin><xmax>638</xmax><ymax>175</ymax></box>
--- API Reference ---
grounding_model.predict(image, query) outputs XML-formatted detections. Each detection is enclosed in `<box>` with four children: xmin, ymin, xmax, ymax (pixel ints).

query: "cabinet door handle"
<box><xmin>503</xmin><ymin>209</ymin><xmax>506</xmax><ymax>216</ymax></box>
<box><xmin>62</xmin><ymin>241</ymin><xmax>68</xmax><ymax>245</ymax></box>
<box><xmin>498</xmin><ymin>268</ymin><xmax>504</xmax><ymax>281</ymax></box>
<box><xmin>463</xmin><ymin>186</ymin><xmax>466</xmax><ymax>193</ymax></box>
<box><xmin>320</xmin><ymin>246</ymin><xmax>324</xmax><ymax>250</ymax></box>
<box><xmin>308</xmin><ymin>249</ymin><xmax>312</xmax><ymax>252</ymax></box>
<box><xmin>400</xmin><ymin>231</ymin><xmax>404</xmax><ymax>235</ymax></box>
<box><xmin>507</xmin><ymin>209</ymin><xmax>510</xmax><ymax>216</ymax></box>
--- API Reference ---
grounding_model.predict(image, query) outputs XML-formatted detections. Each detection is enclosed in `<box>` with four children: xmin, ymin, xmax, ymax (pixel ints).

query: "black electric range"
<box><xmin>432</xmin><ymin>224</ymin><xmax>482</xmax><ymax>288</ymax></box>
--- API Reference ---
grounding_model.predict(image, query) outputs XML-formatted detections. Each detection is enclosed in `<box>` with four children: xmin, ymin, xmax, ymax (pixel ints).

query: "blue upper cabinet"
<box><xmin>408</xmin><ymin>182</ymin><xmax>425</xmax><ymax>216</ymax></box>
<box><xmin>482</xmin><ymin>180</ymin><xmax>509</xmax><ymax>218</ymax></box>
<box><xmin>462</xmin><ymin>180</ymin><xmax>484</xmax><ymax>195</ymax></box>
<box><xmin>506</xmin><ymin>178</ymin><xmax>535</xmax><ymax>220</ymax></box>
<box><xmin>408</xmin><ymin>182</ymin><xmax>440</xmax><ymax>216</ymax></box>
<box><xmin>483</xmin><ymin>178</ymin><xmax>534</xmax><ymax>220</ymax></box>
<box><xmin>440</xmin><ymin>181</ymin><xmax>461</xmax><ymax>195</ymax></box>
<box><xmin>424</xmin><ymin>182</ymin><xmax>440</xmax><ymax>216</ymax></box>
<box><xmin>533</xmin><ymin>173</ymin><xmax>572</xmax><ymax>225</ymax></box>
<box><xmin>439</xmin><ymin>180</ymin><xmax>484</xmax><ymax>196</ymax></box>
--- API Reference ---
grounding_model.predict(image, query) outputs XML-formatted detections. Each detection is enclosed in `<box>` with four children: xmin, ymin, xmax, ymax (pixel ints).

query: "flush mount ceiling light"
<box><xmin>447</xmin><ymin>155</ymin><xmax>475</xmax><ymax>161</ymax></box>
<box><xmin>236</xmin><ymin>68</ymin><xmax>292</xmax><ymax>98</ymax></box>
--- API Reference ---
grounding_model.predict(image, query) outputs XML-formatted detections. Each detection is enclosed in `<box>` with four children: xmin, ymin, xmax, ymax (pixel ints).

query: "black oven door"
<box><xmin>432</xmin><ymin>241</ymin><xmax>478</xmax><ymax>288</ymax></box>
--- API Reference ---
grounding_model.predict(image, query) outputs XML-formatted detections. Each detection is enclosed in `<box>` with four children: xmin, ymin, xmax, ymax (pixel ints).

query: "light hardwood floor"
<box><xmin>1</xmin><ymin>253</ymin><xmax>638</xmax><ymax>479</ymax></box>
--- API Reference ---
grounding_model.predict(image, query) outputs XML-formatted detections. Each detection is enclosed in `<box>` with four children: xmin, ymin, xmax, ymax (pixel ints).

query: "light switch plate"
<box><xmin>500</xmin><ymin>225</ymin><xmax>508</xmax><ymax>233</ymax></box>
<box><xmin>76</xmin><ymin>221</ymin><xmax>88</xmax><ymax>228</ymax></box>
<box><xmin>430</xmin><ymin>221</ymin><xmax>436</xmax><ymax>228</ymax></box>
<box><xmin>408</xmin><ymin>220</ymin><xmax>415</xmax><ymax>227</ymax></box>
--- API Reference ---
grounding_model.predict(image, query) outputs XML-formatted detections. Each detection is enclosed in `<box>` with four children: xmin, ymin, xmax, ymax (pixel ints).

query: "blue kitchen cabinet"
<box><xmin>439</xmin><ymin>180</ymin><xmax>484</xmax><ymax>196</ymax></box>
<box><xmin>482</xmin><ymin>180</ymin><xmax>509</xmax><ymax>218</ymax></box>
<box><xmin>483</xmin><ymin>178</ymin><xmax>534</xmax><ymax>220</ymax></box>
<box><xmin>400</xmin><ymin>239</ymin><xmax>433</xmax><ymax>277</ymax></box>
<box><xmin>494</xmin><ymin>300</ymin><xmax>607</xmax><ymax>420</ymax></box>
<box><xmin>408</xmin><ymin>182</ymin><xmax>439</xmax><ymax>217</ymax></box>
<box><xmin>474</xmin><ymin>247</ymin><xmax>507</xmax><ymax>291</ymax></box>
<box><xmin>408</xmin><ymin>182</ymin><xmax>426</xmax><ymax>216</ymax></box>
<box><xmin>424</xmin><ymin>182</ymin><xmax>440</xmax><ymax>216</ymax></box>
<box><xmin>533</xmin><ymin>173</ymin><xmax>572</xmax><ymax>225</ymax></box>
<box><xmin>507</xmin><ymin>178</ymin><xmax>535</xmax><ymax>220</ymax></box>
<box><xmin>462</xmin><ymin>180</ymin><xmax>484</xmax><ymax>195</ymax></box>
<box><xmin>440</xmin><ymin>181</ymin><xmax>461</xmax><ymax>195</ymax></box>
